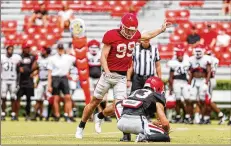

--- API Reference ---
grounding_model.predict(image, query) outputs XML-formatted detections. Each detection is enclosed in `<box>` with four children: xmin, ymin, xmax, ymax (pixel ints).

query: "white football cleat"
<box><xmin>75</xmin><ymin>127</ymin><xmax>84</xmax><ymax>139</ymax></box>
<box><xmin>94</xmin><ymin>113</ymin><xmax>103</xmax><ymax>133</ymax></box>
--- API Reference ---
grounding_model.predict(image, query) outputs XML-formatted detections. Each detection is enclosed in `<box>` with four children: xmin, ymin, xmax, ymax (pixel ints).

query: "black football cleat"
<box><xmin>198</xmin><ymin>118</ymin><xmax>204</xmax><ymax>125</ymax></box>
<box><xmin>120</xmin><ymin>133</ymin><xmax>131</xmax><ymax>142</ymax></box>
<box><xmin>184</xmin><ymin>118</ymin><xmax>193</xmax><ymax>124</ymax></box>
<box><xmin>203</xmin><ymin>119</ymin><xmax>211</xmax><ymax>125</ymax></box>
<box><xmin>104</xmin><ymin>116</ymin><xmax>112</xmax><ymax>122</ymax></box>
<box><xmin>11</xmin><ymin>116</ymin><xmax>19</xmax><ymax>121</ymax></box>
<box><xmin>53</xmin><ymin>116</ymin><xmax>60</xmax><ymax>122</ymax></box>
<box><xmin>69</xmin><ymin>117</ymin><xmax>76</xmax><ymax>122</ymax></box>
<box><xmin>39</xmin><ymin>116</ymin><xmax>43</xmax><ymax>121</ymax></box>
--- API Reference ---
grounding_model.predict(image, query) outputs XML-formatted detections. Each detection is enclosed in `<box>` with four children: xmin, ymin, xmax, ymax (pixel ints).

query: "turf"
<box><xmin>1</xmin><ymin>118</ymin><xmax>231</xmax><ymax>144</ymax></box>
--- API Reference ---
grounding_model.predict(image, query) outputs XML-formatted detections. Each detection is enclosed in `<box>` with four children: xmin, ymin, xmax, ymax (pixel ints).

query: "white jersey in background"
<box><xmin>168</xmin><ymin>59</ymin><xmax>190</xmax><ymax>79</ymax></box>
<box><xmin>36</xmin><ymin>55</ymin><xmax>50</xmax><ymax>101</ymax></box>
<box><xmin>189</xmin><ymin>55</ymin><xmax>211</xmax><ymax>101</ymax></box>
<box><xmin>87</xmin><ymin>51</ymin><xmax>101</xmax><ymax>67</ymax></box>
<box><xmin>209</xmin><ymin>55</ymin><xmax>219</xmax><ymax>94</ymax></box>
<box><xmin>68</xmin><ymin>65</ymin><xmax>79</xmax><ymax>94</ymax></box>
<box><xmin>189</xmin><ymin>55</ymin><xmax>211</xmax><ymax>72</ymax></box>
<box><xmin>87</xmin><ymin>50</ymin><xmax>102</xmax><ymax>96</ymax></box>
<box><xmin>1</xmin><ymin>53</ymin><xmax>22</xmax><ymax>99</ymax></box>
<box><xmin>209</xmin><ymin>56</ymin><xmax>219</xmax><ymax>77</ymax></box>
<box><xmin>1</xmin><ymin>54</ymin><xmax>22</xmax><ymax>80</ymax></box>
<box><xmin>37</xmin><ymin>55</ymin><xmax>49</xmax><ymax>80</ymax></box>
<box><xmin>168</xmin><ymin>59</ymin><xmax>190</xmax><ymax>100</ymax></box>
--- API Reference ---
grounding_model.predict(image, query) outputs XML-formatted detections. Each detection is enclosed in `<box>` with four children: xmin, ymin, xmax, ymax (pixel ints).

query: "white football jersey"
<box><xmin>189</xmin><ymin>55</ymin><xmax>211</xmax><ymax>71</ymax></box>
<box><xmin>69</xmin><ymin>65</ymin><xmax>78</xmax><ymax>80</ymax></box>
<box><xmin>168</xmin><ymin>59</ymin><xmax>190</xmax><ymax>78</ymax></box>
<box><xmin>37</xmin><ymin>55</ymin><xmax>49</xmax><ymax>80</ymax></box>
<box><xmin>1</xmin><ymin>54</ymin><xmax>22</xmax><ymax>80</ymax></box>
<box><xmin>87</xmin><ymin>51</ymin><xmax>101</xmax><ymax>67</ymax></box>
<box><xmin>209</xmin><ymin>56</ymin><xmax>219</xmax><ymax>73</ymax></box>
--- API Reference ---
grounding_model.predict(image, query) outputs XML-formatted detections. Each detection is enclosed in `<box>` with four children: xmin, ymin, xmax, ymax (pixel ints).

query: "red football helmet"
<box><xmin>174</xmin><ymin>44</ymin><xmax>185</xmax><ymax>57</ymax></box>
<box><xmin>144</xmin><ymin>76</ymin><xmax>165</xmax><ymax>94</ymax></box>
<box><xmin>176</xmin><ymin>50</ymin><xmax>184</xmax><ymax>57</ymax></box>
<box><xmin>120</xmin><ymin>13</ymin><xmax>138</xmax><ymax>39</ymax></box>
<box><xmin>22</xmin><ymin>43</ymin><xmax>30</xmax><ymax>49</ymax></box>
<box><xmin>88</xmin><ymin>39</ymin><xmax>100</xmax><ymax>55</ymax></box>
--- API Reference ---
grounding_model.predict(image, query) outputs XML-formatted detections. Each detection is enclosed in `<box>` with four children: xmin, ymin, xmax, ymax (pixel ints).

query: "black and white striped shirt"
<box><xmin>133</xmin><ymin>44</ymin><xmax>160</xmax><ymax>76</ymax></box>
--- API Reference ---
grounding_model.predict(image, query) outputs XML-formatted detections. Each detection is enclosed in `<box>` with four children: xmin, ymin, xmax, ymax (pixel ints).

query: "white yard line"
<box><xmin>2</xmin><ymin>127</ymin><xmax>230</xmax><ymax>139</ymax></box>
<box><xmin>1</xmin><ymin>132</ymin><xmax>121</xmax><ymax>139</ymax></box>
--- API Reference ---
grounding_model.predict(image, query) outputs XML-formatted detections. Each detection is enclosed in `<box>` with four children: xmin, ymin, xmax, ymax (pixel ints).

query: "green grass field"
<box><xmin>1</xmin><ymin>118</ymin><xmax>231</xmax><ymax>144</ymax></box>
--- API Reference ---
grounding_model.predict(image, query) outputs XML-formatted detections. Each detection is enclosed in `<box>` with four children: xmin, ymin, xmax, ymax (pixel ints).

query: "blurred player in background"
<box><xmin>75</xmin><ymin>13</ymin><xmax>171</xmax><ymax>139</ymax></box>
<box><xmin>31</xmin><ymin>46</ymin><xmax>51</xmax><ymax>121</ymax></box>
<box><xmin>1</xmin><ymin>45</ymin><xmax>22</xmax><ymax>121</ymax></box>
<box><xmin>16</xmin><ymin>44</ymin><xmax>36</xmax><ymax>121</ymax></box>
<box><xmin>66</xmin><ymin>63</ymin><xmax>78</xmax><ymax>122</ymax></box>
<box><xmin>205</xmin><ymin>50</ymin><xmax>226</xmax><ymax>124</ymax></box>
<box><xmin>117</xmin><ymin>77</ymin><xmax>170</xmax><ymax>142</ymax></box>
<box><xmin>188</xmin><ymin>44</ymin><xmax>211</xmax><ymax>124</ymax></box>
<box><xmin>87</xmin><ymin>39</ymin><xmax>111</xmax><ymax>122</ymax></box>
<box><xmin>168</xmin><ymin>45</ymin><xmax>191</xmax><ymax>124</ymax></box>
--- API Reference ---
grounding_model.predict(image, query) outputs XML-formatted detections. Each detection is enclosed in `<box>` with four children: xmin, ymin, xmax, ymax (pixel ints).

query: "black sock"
<box><xmin>123</xmin><ymin>132</ymin><xmax>129</xmax><ymax>135</ymax></box>
<box><xmin>98</xmin><ymin>112</ymin><xmax>105</xmax><ymax>119</ymax></box>
<box><xmin>79</xmin><ymin>121</ymin><xmax>86</xmax><ymax>129</ymax></box>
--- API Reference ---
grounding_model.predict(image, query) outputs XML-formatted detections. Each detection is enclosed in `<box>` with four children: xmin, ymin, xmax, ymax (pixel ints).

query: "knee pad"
<box><xmin>147</xmin><ymin>133</ymin><xmax>170</xmax><ymax>142</ymax></box>
<box><xmin>115</xmin><ymin>101</ymin><xmax>123</xmax><ymax>120</ymax></box>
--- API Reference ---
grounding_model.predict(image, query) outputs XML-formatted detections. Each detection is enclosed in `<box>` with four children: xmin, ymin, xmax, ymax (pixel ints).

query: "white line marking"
<box><xmin>2</xmin><ymin>128</ymin><xmax>230</xmax><ymax>139</ymax></box>
<box><xmin>1</xmin><ymin>132</ymin><xmax>121</xmax><ymax>139</ymax></box>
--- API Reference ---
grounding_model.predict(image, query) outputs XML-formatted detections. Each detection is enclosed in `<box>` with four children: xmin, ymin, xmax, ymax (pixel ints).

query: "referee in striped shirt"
<box><xmin>127</xmin><ymin>31</ymin><xmax>162</xmax><ymax>92</ymax></box>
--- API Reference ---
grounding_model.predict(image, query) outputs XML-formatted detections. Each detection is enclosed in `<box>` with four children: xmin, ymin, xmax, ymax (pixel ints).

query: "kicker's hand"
<box><xmin>161</xmin><ymin>19</ymin><xmax>172</xmax><ymax>32</ymax></box>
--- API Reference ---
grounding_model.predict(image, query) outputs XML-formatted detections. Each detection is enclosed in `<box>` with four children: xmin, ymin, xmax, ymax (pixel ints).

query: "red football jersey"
<box><xmin>102</xmin><ymin>29</ymin><xmax>141</xmax><ymax>72</ymax></box>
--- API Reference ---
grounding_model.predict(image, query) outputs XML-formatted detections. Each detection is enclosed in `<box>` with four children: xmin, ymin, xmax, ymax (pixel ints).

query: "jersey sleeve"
<box><xmin>136</xmin><ymin>30</ymin><xmax>141</xmax><ymax>40</ymax></box>
<box><xmin>102</xmin><ymin>30</ymin><xmax>114</xmax><ymax>45</ymax></box>
<box><xmin>153</xmin><ymin>92</ymin><xmax>166</xmax><ymax>106</ymax></box>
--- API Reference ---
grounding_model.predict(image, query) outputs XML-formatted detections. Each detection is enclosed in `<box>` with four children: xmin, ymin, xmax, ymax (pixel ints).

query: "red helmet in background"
<box><xmin>120</xmin><ymin>13</ymin><xmax>138</xmax><ymax>39</ymax></box>
<box><xmin>22</xmin><ymin>43</ymin><xmax>30</xmax><ymax>49</ymax></box>
<box><xmin>144</xmin><ymin>76</ymin><xmax>165</xmax><ymax>95</ymax></box>
<box><xmin>174</xmin><ymin>44</ymin><xmax>185</xmax><ymax>57</ymax></box>
<box><xmin>88</xmin><ymin>39</ymin><xmax>100</xmax><ymax>55</ymax></box>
